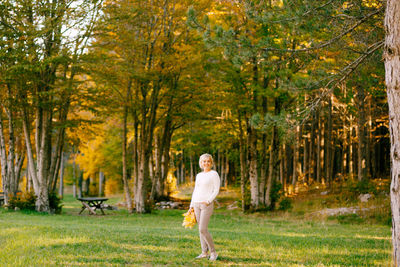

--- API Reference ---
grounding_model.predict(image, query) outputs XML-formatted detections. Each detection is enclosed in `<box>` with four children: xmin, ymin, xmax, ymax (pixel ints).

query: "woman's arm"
<box><xmin>206</xmin><ymin>172</ymin><xmax>220</xmax><ymax>204</ymax></box>
<box><xmin>190</xmin><ymin>175</ymin><xmax>198</xmax><ymax>208</ymax></box>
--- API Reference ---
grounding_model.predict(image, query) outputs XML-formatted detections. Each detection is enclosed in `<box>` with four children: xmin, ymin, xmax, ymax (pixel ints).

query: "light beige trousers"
<box><xmin>193</xmin><ymin>202</ymin><xmax>216</xmax><ymax>253</ymax></box>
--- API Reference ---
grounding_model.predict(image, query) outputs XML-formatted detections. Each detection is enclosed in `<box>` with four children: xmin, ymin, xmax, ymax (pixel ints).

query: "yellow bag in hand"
<box><xmin>182</xmin><ymin>208</ymin><xmax>197</xmax><ymax>229</ymax></box>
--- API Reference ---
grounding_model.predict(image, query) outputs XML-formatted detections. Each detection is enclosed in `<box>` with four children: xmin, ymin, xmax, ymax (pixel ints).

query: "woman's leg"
<box><xmin>194</xmin><ymin>203</ymin><xmax>208</xmax><ymax>253</ymax></box>
<box><xmin>197</xmin><ymin>203</ymin><xmax>216</xmax><ymax>253</ymax></box>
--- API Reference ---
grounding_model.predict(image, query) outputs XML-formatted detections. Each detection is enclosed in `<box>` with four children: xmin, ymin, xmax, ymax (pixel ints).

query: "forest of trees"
<box><xmin>0</xmin><ymin>0</ymin><xmax>389</xmax><ymax>214</ymax></box>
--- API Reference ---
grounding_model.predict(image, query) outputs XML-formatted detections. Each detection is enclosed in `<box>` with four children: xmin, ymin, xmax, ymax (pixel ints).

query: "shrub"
<box><xmin>8</xmin><ymin>191</ymin><xmax>36</xmax><ymax>211</ymax></box>
<box><xmin>269</xmin><ymin>180</ymin><xmax>283</xmax><ymax>211</ymax></box>
<box><xmin>278</xmin><ymin>197</ymin><xmax>293</xmax><ymax>211</ymax></box>
<box><xmin>347</xmin><ymin>179</ymin><xmax>377</xmax><ymax>195</ymax></box>
<box><xmin>49</xmin><ymin>192</ymin><xmax>63</xmax><ymax>214</ymax></box>
<box><xmin>335</xmin><ymin>213</ymin><xmax>364</xmax><ymax>224</ymax></box>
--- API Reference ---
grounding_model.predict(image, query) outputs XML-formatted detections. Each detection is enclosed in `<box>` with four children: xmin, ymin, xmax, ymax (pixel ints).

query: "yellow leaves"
<box><xmin>75</xmin><ymin>134</ymin><xmax>106</xmax><ymax>180</ymax></box>
<box><xmin>182</xmin><ymin>209</ymin><xmax>197</xmax><ymax>229</ymax></box>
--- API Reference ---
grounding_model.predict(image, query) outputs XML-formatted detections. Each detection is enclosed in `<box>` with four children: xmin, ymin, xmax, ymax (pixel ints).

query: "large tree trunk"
<box><xmin>248</xmin><ymin>125</ymin><xmax>259</xmax><ymax>209</ymax></box>
<box><xmin>384</xmin><ymin>1</ymin><xmax>400</xmax><ymax>264</ymax></box>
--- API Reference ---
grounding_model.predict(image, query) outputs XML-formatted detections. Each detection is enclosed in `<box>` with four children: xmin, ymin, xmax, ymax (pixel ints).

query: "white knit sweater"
<box><xmin>190</xmin><ymin>170</ymin><xmax>220</xmax><ymax>207</ymax></box>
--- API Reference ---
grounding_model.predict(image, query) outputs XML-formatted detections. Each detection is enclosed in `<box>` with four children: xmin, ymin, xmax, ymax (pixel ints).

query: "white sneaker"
<box><xmin>209</xmin><ymin>252</ymin><xmax>218</xmax><ymax>261</ymax></box>
<box><xmin>195</xmin><ymin>253</ymin><xmax>208</xmax><ymax>259</ymax></box>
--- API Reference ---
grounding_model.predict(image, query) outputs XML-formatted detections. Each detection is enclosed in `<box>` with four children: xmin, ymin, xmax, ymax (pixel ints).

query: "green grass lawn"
<box><xmin>0</xmin><ymin>194</ymin><xmax>392</xmax><ymax>266</ymax></box>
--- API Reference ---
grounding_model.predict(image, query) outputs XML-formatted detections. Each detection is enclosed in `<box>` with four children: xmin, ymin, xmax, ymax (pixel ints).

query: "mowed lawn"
<box><xmin>0</xmin><ymin>195</ymin><xmax>392</xmax><ymax>266</ymax></box>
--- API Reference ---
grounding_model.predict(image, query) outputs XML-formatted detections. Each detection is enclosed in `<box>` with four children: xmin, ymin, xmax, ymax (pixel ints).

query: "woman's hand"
<box><xmin>202</xmin><ymin>201</ymin><xmax>210</xmax><ymax>206</ymax></box>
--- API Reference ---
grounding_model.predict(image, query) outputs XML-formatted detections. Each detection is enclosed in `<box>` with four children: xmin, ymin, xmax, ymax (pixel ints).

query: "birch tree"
<box><xmin>384</xmin><ymin>0</ymin><xmax>400</xmax><ymax>264</ymax></box>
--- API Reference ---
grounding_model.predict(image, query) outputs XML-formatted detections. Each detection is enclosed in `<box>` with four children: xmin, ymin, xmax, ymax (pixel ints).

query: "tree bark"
<box><xmin>357</xmin><ymin>85</ymin><xmax>368</xmax><ymax>181</ymax></box>
<box><xmin>122</xmin><ymin>94</ymin><xmax>133</xmax><ymax>212</ymax></box>
<box><xmin>248</xmin><ymin>125</ymin><xmax>259</xmax><ymax>209</ymax></box>
<box><xmin>384</xmin><ymin>1</ymin><xmax>400</xmax><ymax>264</ymax></box>
<box><xmin>238</xmin><ymin>112</ymin><xmax>247</xmax><ymax>211</ymax></box>
<box><xmin>292</xmin><ymin>124</ymin><xmax>302</xmax><ymax>185</ymax></box>
<box><xmin>58</xmin><ymin>152</ymin><xmax>65</xmax><ymax>198</ymax></box>
<box><xmin>265</xmin><ymin>127</ymin><xmax>277</xmax><ymax>207</ymax></box>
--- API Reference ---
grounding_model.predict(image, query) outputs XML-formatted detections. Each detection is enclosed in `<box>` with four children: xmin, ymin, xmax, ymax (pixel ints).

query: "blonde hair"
<box><xmin>199</xmin><ymin>153</ymin><xmax>214</xmax><ymax>170</ymax></box>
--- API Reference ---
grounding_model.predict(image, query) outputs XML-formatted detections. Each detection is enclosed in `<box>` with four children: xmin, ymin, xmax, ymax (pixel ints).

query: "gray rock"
<box><xmin>359</xmin><ymin>193</ymin><xmax>372</xmax><ymax>203</ymax></box>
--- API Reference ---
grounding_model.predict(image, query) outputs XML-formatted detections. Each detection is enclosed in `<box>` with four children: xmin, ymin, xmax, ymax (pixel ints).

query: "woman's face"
<box><xmin>201</xmin><ymin>157</ymin><xmax>212</xmax><ymax>171</ymax></box>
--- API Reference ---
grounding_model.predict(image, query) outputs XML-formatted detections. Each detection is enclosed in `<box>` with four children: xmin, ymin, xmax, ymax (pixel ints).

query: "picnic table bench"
<box><xmin>77</xmin><ymin>197</ymin><xmax>109</xmax><ymax>215</ymax></box>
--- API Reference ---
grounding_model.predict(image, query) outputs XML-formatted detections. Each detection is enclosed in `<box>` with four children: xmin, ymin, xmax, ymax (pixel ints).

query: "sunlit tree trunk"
<box><xmin>384</xmin><ymin>1</ymin><xmax>400</xmax><ymax>264</ymax></box>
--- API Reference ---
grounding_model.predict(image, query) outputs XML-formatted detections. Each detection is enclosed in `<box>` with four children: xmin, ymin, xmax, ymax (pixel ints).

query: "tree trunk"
<box><xmin>316</xmin><ymin>112</ymin><xmax>322</xmax><ymax>183</ymax></box>
<box><xmin>58</xmin><ymin>152</ymin><xmax>65</xmax><ymax>198</ymax></box>
<box><xmin>150</xmin><ymin>133</ymin><xmax>161</xmax><ymax>202</ymax></box>
<box><xmin>326</xmin><ymin>96</ymin><xmax>333</xmax><ymax>185</ymax></box>
<box><xmin>384</xmin><ymin>1</ymin><xmax>400</xmax><ymax>264</ymax></box>
<box><xmin>238</xmin><ymin>112</ymin><xmax>247</xmax><ymax>211</ymax></box>
<box><xmin>265</xmin><ymin>127</ymin><xmax>277</xmax><ymax>207</ymax></box>
<box><xmin>224</xmin><ymin>151</ymin><xmax>229</xmax><ymax>187</ymax></box>
<box><xmin>99</xmin><ymin>171</ymin><xmax>104</xmax><ymax>197</ymax></box>
<box><xmin>280</xmin><ymin>144</ymin><xmax>285</xmax><ymax>185</ymax></box>
<box><xmin>357</xmin><ymin>85</ymin><xmax>368</xmax><ymax>181</ymax></box>
<box><xmin>292</xmin><ymin>124</ymin><xmax>302</xmax><ymax>185</ymax></box>
<box><xmin>122</xmin><ymin>91</ymin><xmax>133</xmax><ymax>213</ymax></box>
<box><xmin>248</xmin><ymin>125</ymin><xmax>259</xmax><ymax>209</ymax></box>
<box><xmin>190</xmin><ymin>153</ymin><xmax>194</xmax><ymax>183</ymax></box>
<box><xmin>368</xmin><ymin>96</ymin><xmax>376</xmax><ymax>178</ymax></box>
<box><xmin>309</xmin><ymin>112</ymin><xmax>316</xmax><ymax>183</ymax></box>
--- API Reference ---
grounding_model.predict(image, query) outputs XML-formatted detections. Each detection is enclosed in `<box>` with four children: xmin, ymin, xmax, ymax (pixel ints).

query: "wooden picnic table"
<box><xmin>77</xmin><ymin>197</ymin><xmax>109</xmax><ymax>215</ymax></box>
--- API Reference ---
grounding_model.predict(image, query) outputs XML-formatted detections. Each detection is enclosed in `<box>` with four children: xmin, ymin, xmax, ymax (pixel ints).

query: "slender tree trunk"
<box><xmin>368</xmin><ymin>96</ymin><xmax>376</xmax><ymax>178</ymax></box>
<box><xmin>303</xmin><ymin>134</ymin><xmax>308</xmax><ymax>184</ymax></box>
<box><xmin>248</xmin><ymin>125</ymin><xmax>259</xmax><ymax>209</ymax></box>
<box><xmin>265</xmin><ymin>127</ymin><xmax>277</xmax><ymax>207</ymax></box>
<box><xmin>280</xmin><ymin>144</ymin><xmax>285</xmax><ymax>185</ymax></box>
<box><xmin>238</xmin><ymin>112</ymin><xmax>247</xmax><ymax>211</ymax></box>
<box><xmin>99</xmin><ymin>171</ymin><xmax>104</xmax><ymax>197</ymax></box>
<box><xmin>58</xmin><ymin>152</ymin><xmax>65</xmax><ymax>198</ymax></box>
<box><xmin>224</xmin><ymin>151</ymin><xmax>229</xmax><ymax>187</ymax></box>
<box><xmin>122</xmin><ymin>91</ymin><xmax>133</xmax><ymax>213</ymax></box>
<box><xmin>151</xmin><ymin>133</ymin><xmax>161</xmax><ymax>201</ymax></box>
<box><xmin>316</xmin><ymin>112</ymin><xmax>322</xmax><ymax>183</ymax></box>
<box><xmin>190</xmin><ymin>153</ymin><xmax>194</xmax><ymax>183</ymax></box>
<box><xmin>309</xmin><ymin>112</ymin><xmax>316</xmax><ymax>183</ymax></box>
<box><xmin>349</xmin><ymin>114</ymin><xmax>354</xmax><ymax>177</ymax></box>
<box><xmin>292</xmin><ymin>124</ymin><xmax>302</xmax><ymax>185</ymax></box>
<box><xmin>384</xmin><ymin>1</ymin><xmax>400</xmax><ymax>264</ymax></box>
<box><xmin>357</xmin><ymin>85</ymin><xmax>368</xmax><ymax>181</ymax></box>
<box><xmin>72</xmin><ymin>153</ymin><xmax>77</xmax><ymax>198</ymax></box>
<box><xmin>326</xmin><ymin>96</ymin><xmax>333</xmax><ymax>185</ymax></box>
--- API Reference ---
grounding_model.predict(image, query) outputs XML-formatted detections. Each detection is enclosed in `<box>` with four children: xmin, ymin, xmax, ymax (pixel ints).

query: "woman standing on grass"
<box><xmin>189</xmin><ymin>153</ymin><xmax>220</xmax><ymax>261</ymax></box>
